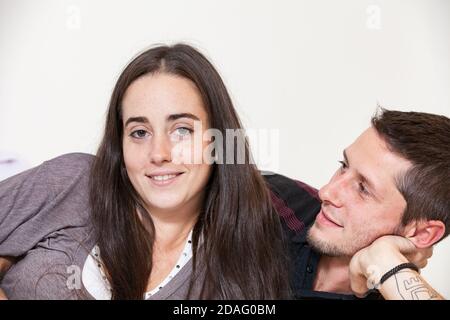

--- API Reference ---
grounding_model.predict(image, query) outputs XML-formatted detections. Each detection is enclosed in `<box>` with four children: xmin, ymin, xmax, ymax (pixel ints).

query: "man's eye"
<box><xmin>130</xmin><ymin>129</ymin><xmax>149</xmax><ymax>139</ymax></box>
<box><xmin>338</xmin><ymin>160</ymin><xmax>348</xmax><ymax>170</ymax></box>
<box><xmin>358</xmin><ymin>182</ymin><xmax>370</xmax><ymax>196</ymax></box>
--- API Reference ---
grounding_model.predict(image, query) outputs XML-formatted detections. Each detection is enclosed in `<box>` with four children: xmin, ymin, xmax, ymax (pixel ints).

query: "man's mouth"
<box><xmin>317</xmin><ymin>208</ymin><xmax>344</xmax><ymax>228</ymax></box>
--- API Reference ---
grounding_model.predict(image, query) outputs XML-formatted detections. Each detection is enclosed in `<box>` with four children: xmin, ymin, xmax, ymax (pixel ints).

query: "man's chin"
<box><xmin>306</xmin><ymin>228</ymin><xmax>355</xmax><ymax>257</ymax></box>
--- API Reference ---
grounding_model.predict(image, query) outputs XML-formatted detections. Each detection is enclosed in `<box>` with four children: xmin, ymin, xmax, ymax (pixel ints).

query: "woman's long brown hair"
<box><xmin>89</xmin><ymin>44</ymin><xmax>289</xmax><ymax>299</ymax></box>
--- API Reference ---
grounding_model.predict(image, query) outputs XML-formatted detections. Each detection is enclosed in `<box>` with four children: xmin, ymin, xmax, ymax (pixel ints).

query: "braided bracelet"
<box><xmin>379</xmin><ymin>262</ymin><xmax>419</xmax><ymax>286</ymax></box>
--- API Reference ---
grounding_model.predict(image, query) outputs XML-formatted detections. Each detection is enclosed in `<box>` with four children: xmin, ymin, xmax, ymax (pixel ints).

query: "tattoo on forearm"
<box><xmin>394</xmin><ymin>270</ymin><xmax>439</xmax><ymax>300</ymax></box>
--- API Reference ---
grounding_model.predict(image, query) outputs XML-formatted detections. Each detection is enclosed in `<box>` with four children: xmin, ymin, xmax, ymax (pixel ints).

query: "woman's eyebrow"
<box><xmin>167</xmin><ymin>113</ymin><xmax>200</xmax><ymax>122</ymax></box>
<box><xmin>124</xmin><ymin>113</ymin><xmax>200</xmax><ymax>127</ymax></box>
<box><xmin>125</xmin><ymin>116</ymin><xmax>149</xmax><ymax>127</ymax></box>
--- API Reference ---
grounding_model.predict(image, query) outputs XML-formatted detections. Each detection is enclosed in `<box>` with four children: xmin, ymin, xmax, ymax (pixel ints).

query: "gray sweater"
<box><xmin>0</xmin><ymin>153</ymin><xmax>201</xmax><ymax>299</ymax></box>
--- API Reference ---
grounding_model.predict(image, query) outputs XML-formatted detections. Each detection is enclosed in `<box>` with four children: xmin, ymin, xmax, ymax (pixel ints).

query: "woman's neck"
<box><xmin>145</xmin><ymin>192</ymin><xmax>205</xmax><ymax>249</ymax></box>
<box><xmin>148</xmin><ymin>206</ymin><xmax>199</xmax><ymax>251</ymax></box>
<box><xmin>146</xmin><ymin>208</ymin><xmax>198</xmax><ymax>293</ymax></box>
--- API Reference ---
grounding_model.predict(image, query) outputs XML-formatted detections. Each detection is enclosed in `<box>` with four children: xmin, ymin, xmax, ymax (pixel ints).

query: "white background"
<box><xmin>0</xmin><ymin>0</ymin><xmax>449</xmax><ymax>297</ymax></box>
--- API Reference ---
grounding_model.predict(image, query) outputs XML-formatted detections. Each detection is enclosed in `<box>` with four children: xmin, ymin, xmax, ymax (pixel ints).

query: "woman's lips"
<box><xmin>146</xmin><ymin>172</ymin><xmax>184</xmax><ymax>186</ymax></box>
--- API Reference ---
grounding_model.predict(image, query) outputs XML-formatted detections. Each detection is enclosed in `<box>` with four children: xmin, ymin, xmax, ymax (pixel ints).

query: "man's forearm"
<box><xmin>379</xmin><ymin>269</ymin><xmax>444</xmax><ymax>300</ymax></box>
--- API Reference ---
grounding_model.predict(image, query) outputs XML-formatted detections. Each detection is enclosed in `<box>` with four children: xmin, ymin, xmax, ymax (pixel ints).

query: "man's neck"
<box><xmin>313</xmin><ymin>255</ymin><xmax>353</xmax><ymax>295</ymax></box>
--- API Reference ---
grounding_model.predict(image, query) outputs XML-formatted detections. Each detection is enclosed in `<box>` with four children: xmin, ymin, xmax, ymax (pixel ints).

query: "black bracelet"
<box><xmin>379</xmin><ymin>262</ymin><xmax>419</xmax><ymax>285</ymax></box>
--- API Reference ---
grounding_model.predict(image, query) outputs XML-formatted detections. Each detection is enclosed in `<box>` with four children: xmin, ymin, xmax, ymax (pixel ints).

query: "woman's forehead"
<box><xmin>121</xmin><ymin>73</ymin><xmax>207</xmax><ymax>121</ymax></box>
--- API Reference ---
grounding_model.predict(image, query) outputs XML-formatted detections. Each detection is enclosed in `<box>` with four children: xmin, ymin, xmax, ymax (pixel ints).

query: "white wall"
<box><xmin>0</xmin><ymin>0</ymin><xmax>449</xmax><ymax>297</ymax></box>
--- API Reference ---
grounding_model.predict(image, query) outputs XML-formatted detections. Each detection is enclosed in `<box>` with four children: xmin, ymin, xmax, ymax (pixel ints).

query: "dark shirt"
<box><xmin>264</xmin><ymin>173</ymin><xmax>381</xmax><ymax>300</ymax></box>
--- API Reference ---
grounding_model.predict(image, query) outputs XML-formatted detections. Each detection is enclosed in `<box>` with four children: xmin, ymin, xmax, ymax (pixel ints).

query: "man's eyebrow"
<box><xmin>167</xmin><ymin>113</ymin><xmax>200</xmax><ymax>122</ymax></box>
<box><xmin>343</xmin><ymin>150</ymin><xmax>349</xmax><ymax>165</ymax></box>
<box><xmin>343</xmin><ymin>150</ymin><xmax>380</xmax><ymax>198</ymax></box>
<box><xmin>125</xmin><ymin>116</ymin><xmax>149</xmax><ymax>127</ymax></box>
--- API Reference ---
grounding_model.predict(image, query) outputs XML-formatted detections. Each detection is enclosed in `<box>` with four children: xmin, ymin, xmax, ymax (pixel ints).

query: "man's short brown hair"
<box><xmin>371</xmin><ymin>108</ymin><xmax>450</xmax><ymax>241</ymax></box>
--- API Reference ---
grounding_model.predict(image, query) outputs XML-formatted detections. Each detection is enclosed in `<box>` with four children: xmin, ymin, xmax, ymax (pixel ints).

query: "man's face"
<box><xmin>307</xmin><ymin>127</ymin><xmax>412</xmax><ymax>257</ymax></box>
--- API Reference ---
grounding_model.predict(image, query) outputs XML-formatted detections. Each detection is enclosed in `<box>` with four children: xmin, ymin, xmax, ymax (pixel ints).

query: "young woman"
<box><xmin>0</xmin><ymin>44</ymin><xmax>288</xmax><ymax>299</ymax></box>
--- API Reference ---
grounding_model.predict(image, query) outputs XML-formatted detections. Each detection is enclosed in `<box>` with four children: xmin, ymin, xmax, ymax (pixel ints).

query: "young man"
<box><xmin>266</xmin><ymin>108</ymin><xmax>449</xmax><ymax>300</ymax></box>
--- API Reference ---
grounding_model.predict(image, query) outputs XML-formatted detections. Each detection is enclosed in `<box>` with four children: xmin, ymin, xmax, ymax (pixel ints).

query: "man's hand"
<box><xmin>349</xmin><ymin>235</ymin><xmax>434</xmax><ymax>298</ymax></box>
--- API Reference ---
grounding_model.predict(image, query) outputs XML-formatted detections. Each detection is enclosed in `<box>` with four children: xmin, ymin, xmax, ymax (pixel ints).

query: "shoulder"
<box><xmin>263</xmin><ymin>172</ymin><xmax>321</xmax><ymax>234</ymax></box>
<box><xmin>0</xmin><ymin>153</ymin><xmax>95</xmax><ymax>195</ymax></box>
<box><xmin>41</xmin><ymin>153</ymin><xmax>95</xmax><ymax>180</ymax></box>
<box><xmin>263</xmin><ymin>172</ymin><xmax>319</xmax><ymax>199</ymax></box>
<box><xmin>42</xmin><ymin>153</ymin><xmax>95</xmax><ymax>170</ymax></box>
<box><xmin>37</xmin><ymin>153</ymin><xmax>95</xmax><ymax>197</ymax></box>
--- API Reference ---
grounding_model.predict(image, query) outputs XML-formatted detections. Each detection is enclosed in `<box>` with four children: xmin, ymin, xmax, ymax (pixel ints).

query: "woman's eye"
<box><xmin>174</xmin><ymin>127</ymin><xmax>193</xmax><ymax>137</ymax></box>
<box><xmin>130</xmin><ymin>129</ymin><xmax>149</xmax><ymax>139</ymax></box>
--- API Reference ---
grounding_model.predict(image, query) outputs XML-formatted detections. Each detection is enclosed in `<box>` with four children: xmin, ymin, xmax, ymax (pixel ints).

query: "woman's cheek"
<box><xmin>171</xmin><ymin>139</ymin><xmax>205</xmax><ymax>165</ymax></box>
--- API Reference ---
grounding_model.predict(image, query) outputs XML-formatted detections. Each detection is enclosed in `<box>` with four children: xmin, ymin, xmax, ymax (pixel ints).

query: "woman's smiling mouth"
<box><xmin>146</xmin><ymin>172</ymin><xmax>185</xmax><ymax>186</ymax></box>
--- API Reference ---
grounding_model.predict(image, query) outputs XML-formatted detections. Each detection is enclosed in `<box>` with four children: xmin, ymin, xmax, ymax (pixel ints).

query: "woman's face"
<box><xmin>121</xmin><ymin>73</ymin><xmax>212</xmax><ymax>217</ymax></box>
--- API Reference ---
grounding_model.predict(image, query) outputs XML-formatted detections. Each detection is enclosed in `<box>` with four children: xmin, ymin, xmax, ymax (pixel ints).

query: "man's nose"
<box><xmin>149</xmin><ymin>134</ymin><xmax>172</xmax><ymax>165</ymax></box>
<box><xmin>318</xmin><ymin>172</ymin><xmax>350</xmax><ymax>207</ymax></box>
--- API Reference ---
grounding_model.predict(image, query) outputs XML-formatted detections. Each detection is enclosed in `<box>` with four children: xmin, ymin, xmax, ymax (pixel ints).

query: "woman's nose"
<box><xmin>149</xmin><ymin>134</ymin><xmax>172</xmax><ymax>165</ymax></box>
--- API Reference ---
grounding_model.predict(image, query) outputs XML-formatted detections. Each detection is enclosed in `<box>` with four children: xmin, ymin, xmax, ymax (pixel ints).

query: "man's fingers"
<box><xmin>404</xmin><ymin>246</ymin><xmax>433</xmax><ymax>270</ymax></box>
<box><xmin>425</xmin><ymin>247</ymin><xmax>434</xmax><ymax>258</ymax></box>
<box><xmin>385</xmin><ymin>235</ymin><xmax>417</xmax><ymax>253</ymax></box>
<box><xmin>416</xmin><ymin>259</ymin><xmax>428</xmax><ymax>269</ymax></box>
<box><xmin>349</xmin><ymin>273</ymin><xmax>370</xmax><ymax>298</ymax></box>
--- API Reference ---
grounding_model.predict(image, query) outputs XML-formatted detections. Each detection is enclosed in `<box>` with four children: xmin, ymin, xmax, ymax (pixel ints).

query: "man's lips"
<box><xmin>317</xmin><ymin>208</ymin><xmax>343</xmax><ymax>228</ymax></box>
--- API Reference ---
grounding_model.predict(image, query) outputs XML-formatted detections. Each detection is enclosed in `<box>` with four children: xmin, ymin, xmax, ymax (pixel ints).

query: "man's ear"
<box><xmin>402</xmin><ymin>220</ymin><xmax>446</xmax><ymax>248</ymax></box>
